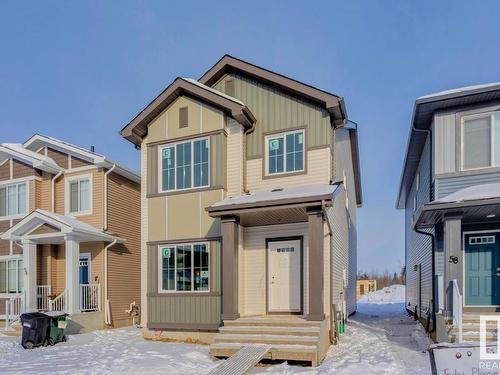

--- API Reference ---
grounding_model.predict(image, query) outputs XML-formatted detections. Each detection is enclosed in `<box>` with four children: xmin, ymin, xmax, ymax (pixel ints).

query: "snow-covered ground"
<box><xmin>0</xmin><ymin>285</ymin><xmax>432</xmax><ymax>374</ymax></box>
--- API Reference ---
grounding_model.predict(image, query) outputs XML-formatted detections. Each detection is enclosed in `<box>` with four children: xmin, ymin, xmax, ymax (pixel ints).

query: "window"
<box><xmin>160</xmin><ymin>138</ymin><xmax>209</xmax><ymax>192</ymax></box>
<box><xmin>179</xmin><ymin>107</ymin><xmax>188</xmax><ymax>128</ymax></box>
<box><xmin>462</xmin><ymin>111</ymin><xmax>500</xmax><ymax>170</ymax></box>
<box><xmin>0</xmin><ymin>258</ymin><xmax>23</xmax><ymax>294</ymax></box>
<box><xmin>265</xmin><ymin>130</ymin><xmax>304</xmax><ymax>175</ymax></box>
<box><xmin>67</xmin><ymin>176</ymin><xmax>91</xmax><ymax>214</ymax></box>
<box><xmin>469</xmin><ymin>236</ymin><xmax>496</xmax><ymax>245</ymax></box>
<box><xmin>0</xmin><ymin>182</ymin><xmax>27</xmax><ymax>217</ymax></box>
<box><xmin>159</xmin><ymin>243</ymin><xmax>209</xmax><ymax>292</ymax></box>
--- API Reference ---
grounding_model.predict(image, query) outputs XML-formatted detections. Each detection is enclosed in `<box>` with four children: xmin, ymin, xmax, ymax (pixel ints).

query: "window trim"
<box><xmin>0</xmin><ymin>256</ymin><xmax>23</xmax><ymax>297</ymax></box>
<box><xmin>64</xmin><ymin>173</ymin><xmax>93</xmax><ymax>216</ymax></box>
<box><xmin>0</xmin><ymin>180</ymin><xmax>29</xmax><ymax>219</ymax></box>
<box><xmin>157</xmin><ymin>242</ymin><xmax>210</xmax><ymax>294</ymax></box>
<box><xmin>157</xmin><ymin>136</ymin><xmax>210</xmax><ymax>193</ymax></box>
<box><xmin>460</xmin><ymin>111</ymin><xmax>499</xmax><ymax>171</ymax></box>
<box><xmin>264</xmin><ymin>129</ymin><xmax>305</xmax><ymax>176</ymax></box>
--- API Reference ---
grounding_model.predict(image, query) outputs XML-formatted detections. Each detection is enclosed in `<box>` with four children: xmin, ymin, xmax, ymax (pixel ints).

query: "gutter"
<box><xmin>104</xmin><ymin>164</ymin><xmax>117</xmax><ymax>231</ymax></box>
<box><xmin>51</xmin><ymin>171</ymin><xmax>63</xmax><ymax>212</ymax></box>
<box><xmin>104</xmin><ymin>239</ymin><xmax>117</xmax><ymax>325</ymax></box>
<box><xmin>242</xmin><ymin>122</ymin><xmax>255</xmax><ymax>194</ymax></box>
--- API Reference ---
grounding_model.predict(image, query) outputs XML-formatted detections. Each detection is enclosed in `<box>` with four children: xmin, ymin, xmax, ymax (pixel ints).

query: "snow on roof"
<box><xmin>182</xmin><ymin>78</ymin><xmax>245</xmax><ymax>106</ymax></box>
<box><xmin>0</xmin><ymin>143</ymin><xmax>60</xmax><ymax>171</ymax></box>
<box><xmin>418</xmin><ymin>82</ymin><xmax>500</xmax><ymax>100</ymax></box>
<box><xmin>210</xmin><ymin>184</ymin><xmax>339</xmax><ymax>208</ymax></box>
<box><xmin>434</xmin><ymin>183</ymin><xmax>500</xmax><ymax>204</ymax></box>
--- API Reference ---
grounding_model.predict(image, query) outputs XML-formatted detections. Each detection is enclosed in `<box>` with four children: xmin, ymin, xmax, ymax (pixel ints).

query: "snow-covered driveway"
<box><xmin>0</xmin><ymin>285</ymin><xmax>432</xmax><ymax>374</ymax></box>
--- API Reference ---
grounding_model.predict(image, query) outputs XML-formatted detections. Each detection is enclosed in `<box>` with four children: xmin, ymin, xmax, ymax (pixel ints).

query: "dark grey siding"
<box><xmin>212</xmin><ymin>73</ymin><xmax>332</xmax><ymax>158</ymax></box>
<box><xmin>405</xmin><ymin>136</ymin><xmax>433</xmax><ymax>318</ymax></box>
<box><xmin>436</xmin><ymin>171</ymin><xmax>500</xmax><ymax>199</ymax></box>
<box><xmin>146</xmin><ymin>241</ymin><xmax>221</xmax><ymax>329</ymax></box>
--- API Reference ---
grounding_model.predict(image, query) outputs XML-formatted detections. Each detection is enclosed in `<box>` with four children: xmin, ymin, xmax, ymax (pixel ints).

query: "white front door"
<box><xmin>268</xmin><ymin>239</ymin><xmax>301</xmax><ymax>313</ymax></box>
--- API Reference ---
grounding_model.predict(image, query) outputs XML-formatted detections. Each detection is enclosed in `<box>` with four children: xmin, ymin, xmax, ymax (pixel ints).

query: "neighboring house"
<box><xmin>356</xmin><ymin>279</ymin><xmax>376</xmax><ymax>299</ymax></box>
<box><xmin>0</xmin><ymin>135</ymin><xmax>140</xmax><ymax>332</ymax></box>
<box><xmin>121</xmin><ymin>55</ymin><xmax>362</xmax><ymax>366</ymax></box>
<box><xmin>397</xmin><ymin>83</ymin><xmax>500</xmax><ymax>342</ymax></box>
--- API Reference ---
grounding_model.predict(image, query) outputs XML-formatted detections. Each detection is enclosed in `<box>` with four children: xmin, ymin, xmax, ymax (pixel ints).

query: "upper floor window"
<box><xmin>66</xmin><ymin>176</ymin><xmax>91</xmax><ymax>215</ymax></box>
<box><xmin>265</xmin><ymin>130</ymin><xmax>304</xmax><ymax>175</ymax></box>
<box><xmin>159</xmin><ymin>243</ymin><xmax>209</xmax><ymax>292</ymax></box>
<box><xmin>0</xmin><ymin>182</ymin><xmax>27</xmax><ymax>217</ymax></box>
<box><xmin>160</xmin><ymin>137</ymin><xmax>209</xmax><ymax>192</ymax></box>
<box><xmin>462</xmin><ymin>111</ymin><xmax>500</xmax><ymax>170</ymax></box>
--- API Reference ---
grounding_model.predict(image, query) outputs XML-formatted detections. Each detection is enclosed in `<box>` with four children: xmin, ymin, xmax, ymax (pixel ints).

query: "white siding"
<box><xmin>241</xmin><ymin>223</ymin><xmax>309</xmax><ymax>316</ymax></box>
<box><xmin>246</xmin><ymin>147</ymin><xmax>331</xmax><ymax>192</ymax></box>
<box><xmin>433</xmin><ymin>112</ymin><xmax>456</xmax><ymax>175</ymax></box>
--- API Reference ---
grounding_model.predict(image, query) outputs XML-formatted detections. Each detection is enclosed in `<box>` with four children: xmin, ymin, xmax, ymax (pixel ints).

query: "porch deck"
<box><xmin>209</xmin><ymin>315</ymin><xmax>330</xmax><ymax>367</ymax></box>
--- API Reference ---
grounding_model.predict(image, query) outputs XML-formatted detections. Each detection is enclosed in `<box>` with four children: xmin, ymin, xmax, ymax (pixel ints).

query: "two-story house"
<box><xmin>0</xmin><ymin>134</ymin><xmax>140</xmax><ymax>333</ymax></box>
<box><xmin>398</xmin><ymin>83</ymin><xmax>500</xmax><ymax>343</ymax></box>
<box><xmin>121</xmin><ymin>55</ymin><xmax>362</xmax><ymax>366</ymax></box>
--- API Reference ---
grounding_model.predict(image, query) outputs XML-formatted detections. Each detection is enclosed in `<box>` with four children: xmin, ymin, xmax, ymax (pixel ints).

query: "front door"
<box><xmin>79</xmin><ymin>255</ymin><xmax>90</xmax><ymax>285</ymax></box>
<box><xmin>268</xmin><ymin>239</ymin><xmax>301</xmax><ymax>313</ymax></box>
<box><xmin>465</xmin><ymin>234</ymin><xmax>500</xmax><ymax>306</ymax></box>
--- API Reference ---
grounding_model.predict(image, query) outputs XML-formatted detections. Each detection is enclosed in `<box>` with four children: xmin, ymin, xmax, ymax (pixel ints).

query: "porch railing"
<box><xmin>451</xmin><ymin>279</ymin><xmax>463</xmax><ymax>343</ymax></box>
<box><xmin>4</xmin><ymin>292</ymin><xmax>25</xmax><ymax>330</ymax></box>
<box><xmin>49</xmin><ymin>290</ymin><xmax>67</xmax><ymax>313</ymax></box>
<box><xmin>37</xmin><ymin>285</ymin><xmax>52</xmax><ymax>311</ymax></box>
<box><xmin>80</xmin><ymin>284</ymin><xmax>100</xmax><ymax>312</ymax></box>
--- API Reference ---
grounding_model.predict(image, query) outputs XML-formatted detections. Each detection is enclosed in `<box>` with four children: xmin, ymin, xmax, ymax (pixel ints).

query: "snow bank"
<box><xmin>358</xmin><ymin>284</ymin><xmax>405</xmax><ymax>304</ymax></box>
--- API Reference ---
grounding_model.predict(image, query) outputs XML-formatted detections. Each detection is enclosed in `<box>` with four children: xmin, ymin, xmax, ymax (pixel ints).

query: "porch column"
<box><xmin>65</xmin><ymin>235</ymin><xmax>80</xmax><ymax>314</ymax></box>
<box><xmin>307</xmin><ymin>207</ymin><xmax>325</xmax><ymax>321</ymax></box>
<box><xmin>221</xmin><ymin>215</ymin><xmax>239</xmax><ymax>320</ymax></box>
<box><xmin>22</xmin><ymin>239</ymin><xmax>37</xmax><ymax>312</ymax></box>
<box><xmin>443</xmin><ymin>214</ymin><xmax>462</xmax><ymax>313</ymax></box>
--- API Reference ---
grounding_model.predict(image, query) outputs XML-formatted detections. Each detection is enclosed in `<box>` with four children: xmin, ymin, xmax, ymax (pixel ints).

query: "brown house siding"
<box><xmin>47</xmin><ymin>148</ymin><xmax>68</xmax><ymax>169</ymax></box>
<box><xmin>106</xmin><ymin>172</ymin><xmax>141</xmax><ymax>324</ymax></box>
<box><xmin>71</xmin><ymin>156</ymin><xmax>92</xmax><ymax>168</ymax></box>
<box><xmin>13</xmin><ymin>159</ymin><xmax>40</xmax><ymax>179</ymax></box>
<box><xmin>0</xmin><ymin>161</ymin><xmax>9</xmax><ymax>181</ymax></box>
<box><xmin>0</xmin><ymin>221</ymin><xmax>10</xmax><ymax>256</ymax></box>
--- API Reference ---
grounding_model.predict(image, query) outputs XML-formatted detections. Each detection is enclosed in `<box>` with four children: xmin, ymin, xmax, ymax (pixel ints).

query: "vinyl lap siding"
<box><xmin>405</xmin><ymin>137</ymin><xmax>433</xmax><ymax>318</ymax></box>
<box><xmin>435</xmin><ymin>172</ymin><xmax>500</xmax><ymax>199</ymax></box>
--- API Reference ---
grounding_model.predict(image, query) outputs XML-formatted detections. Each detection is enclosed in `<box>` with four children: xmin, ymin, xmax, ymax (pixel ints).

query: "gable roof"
<box><xmin>120</xmin><ymin>77</ymin><xmax>256</xmax><ymax>146</ymax></box>
<box><xmin>396</xmin><ymin>82</ymin><xmax>500</xmax><ymax>209</ymax></box>
<box><xmin>24</xmin><ymin>134</ymin><xmax>140</xmax><ymax>184</ymax></box>
<box><xmin>0</xmin><ymin>143</ymin><xmax>61</xmax><ymax>173</ymax></box>
<box><xmin>198</xmin><ymin>54</ymin><xmax>347</xmax><ymax>126</ymax></box>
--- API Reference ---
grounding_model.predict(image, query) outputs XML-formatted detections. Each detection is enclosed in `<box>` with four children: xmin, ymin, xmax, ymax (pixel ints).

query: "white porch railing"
<box><xmin>452</xmin><ymin>279</ymin><xmax>463</xmax><ymax>343</ymax></box>
<box><xmin>37</xmin><ymin>285</ymin><xmax>52</xmax><ymax>311</ymax></box>
<box><xmin>4</xmin><ymin>292</ymin><xmax>25</xmax><ymax>330</ymax></box>
<box><xmin>80</xmin><ymin>284</ymin><xmax>100</xmax><ymax>312</ymax></box>
<box><xmin>49</xmin><ymin>290</ymin><xmax>67</xmax><ymax>313</ymax></box>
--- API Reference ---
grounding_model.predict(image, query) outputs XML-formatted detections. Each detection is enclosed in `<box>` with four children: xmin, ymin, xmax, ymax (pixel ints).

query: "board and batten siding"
<box><xmin>146</xmin><ymin>242</ymin><xmax>221</xmax><ymax>328</ymax></box>
<box><xmin>405</xmin><ymin>136</ymin><xmax>433</xmax><ymax>318</ymax></box>
<box><xmin>212</xmin><ymin>73</ymin><xmax>332</xmax><ymax>158</ymax></box>
<box><xmin>433</xmin><ymin>111</ymin><xmax>456</xmax><ymax>175</ymax></box>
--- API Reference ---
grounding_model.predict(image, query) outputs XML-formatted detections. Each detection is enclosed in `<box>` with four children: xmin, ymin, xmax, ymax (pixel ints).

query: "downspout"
<box><xmin>242</xmin><ymin>125</ymin><xmax>254</xmax><ymax>194</ymax></box>
<box><xmin>51</xmin><ymin>171</ymin><xmax>63</xmax><ymax>212</ymax></box>
<box><xmin>411</xmin><ymin>124</ymin><xmax>436</xmax><ymax>333</ymax></box>
<box><xmin>103</xmin><ymin>164</ymin><xmax>116</xmax><ymax>326</ymax></box>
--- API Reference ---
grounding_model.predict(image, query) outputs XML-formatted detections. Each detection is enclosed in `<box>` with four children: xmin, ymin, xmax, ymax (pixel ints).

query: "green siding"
<box><xmin>213</xmin><ymin>73</ymin><xmax>332</xmax><ymax>157</ymax></box>
<box><xmin>147</xmin><ymin>242</ymin><xmax>221</xmax><ymax>327</ymax></box>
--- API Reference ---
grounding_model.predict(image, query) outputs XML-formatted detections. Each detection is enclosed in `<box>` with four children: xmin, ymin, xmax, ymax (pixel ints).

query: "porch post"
<box><xmin>65</xmin><ymin>234</ymin><xmax>80</xmax><ymax>314</ymax></box>
<box><xmin>221</xmin><ymin>215</ymin><xmax>239</xmax><ymax>320</ymax></box>
<box><xmin>443</xmin><ymin>214</ymin><xmax>462</xmax><ymax>313</ymax></box>
<box><xmin>307</xmin><ymin>207</ymin><xmax>325</xmax><ymax>321</ymax></box>
<box><xmin>22</xmin><ymin>239</ymin><xmax>37</xmax><ymax>312</ymax></box>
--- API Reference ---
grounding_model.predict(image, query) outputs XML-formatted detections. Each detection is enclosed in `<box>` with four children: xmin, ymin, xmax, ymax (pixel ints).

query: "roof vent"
<box><xmin>91</xmin><ymin>146</ymin><xmax>95</xmax><ymax>153</ymax></box>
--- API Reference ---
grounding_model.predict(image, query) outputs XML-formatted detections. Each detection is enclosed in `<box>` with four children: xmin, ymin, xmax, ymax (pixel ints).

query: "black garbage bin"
<box><xmin>20</xmin><ymin>312</ymin><xmax>52</xmax><ymax>349</ymax></box>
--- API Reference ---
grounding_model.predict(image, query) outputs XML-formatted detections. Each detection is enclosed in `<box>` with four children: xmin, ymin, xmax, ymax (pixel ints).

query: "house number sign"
<box><xmin>162</xmin><ymin>248</ymin><xmax>171</xmax><ymax>258</ymax></box>
<box><xmin>449</xmin><ymin>256</ymin><xmax>459</xmax><ymax>264</ymax></box>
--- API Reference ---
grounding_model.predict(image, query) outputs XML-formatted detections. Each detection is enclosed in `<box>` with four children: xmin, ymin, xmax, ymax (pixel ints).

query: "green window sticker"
<box><xmin>162</xmin><ymin>248</ymin><xmax>171</xmax><ymax>258</ymax></box>
<box><xmin>162</xmin><ymin>148</ymin><xmax>171</xmax><ymax>159</ymax></box>
<box><xmin>269</xmin><ymin>139</ymin><xmax>280</xmax><ymax>151</ymax></box>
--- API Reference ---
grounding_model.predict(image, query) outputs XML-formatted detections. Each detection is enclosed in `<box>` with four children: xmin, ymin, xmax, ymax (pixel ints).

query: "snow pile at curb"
<box><xmin>358</xmin><ymin>284</ymin><xmax>405</xmax><ymax>304</ymax></box>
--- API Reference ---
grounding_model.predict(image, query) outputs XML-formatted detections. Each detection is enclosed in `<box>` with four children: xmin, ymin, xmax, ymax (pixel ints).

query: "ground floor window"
<box><xmin>0</xmin><ymin>258</ymin><xmax>23</xmax><ymax>294</ymax></box>
<box><xmin>159</xmin><ymin>243</ymin><xmax>209</xmax><ymax>292</ymax></box>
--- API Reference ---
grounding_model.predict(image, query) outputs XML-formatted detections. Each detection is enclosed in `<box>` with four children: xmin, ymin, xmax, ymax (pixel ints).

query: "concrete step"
<box><xmin>210</xmin><ymin>342</ymin><xmax>318</xmax><ymax>365</ymax></box>
<box><xmin>214</xmin><ymin>333</ymin><xmax>318</xmax><ymax>346</ymax></box>
<box><xmin>219</xmin><ymin>325</ymin><xmax>320</xmax><ymax>337</ymax></box>
<box><xmin>450</xmin><ymin>332</ymin><xmax>498</xmax><ymax>343</ymax></box>
<box><xmin>223</xmin><ymin>318</ymin><xmax>321</xmax><ymax>328</ymax></box>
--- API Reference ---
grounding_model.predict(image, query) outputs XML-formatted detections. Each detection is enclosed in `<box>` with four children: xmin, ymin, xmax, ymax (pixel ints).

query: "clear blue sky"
<box><xmin>1</xmin><ymin>1</ymin><xmax>499</xmax><ymax>274</ymax></box>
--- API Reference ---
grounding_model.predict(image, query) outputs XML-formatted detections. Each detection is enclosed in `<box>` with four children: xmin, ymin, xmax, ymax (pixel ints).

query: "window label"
<box><xmin>162</xmin><ymin>149</ymin><xmax>171</xmax><ymax>159</ymax></box>
<box><xmin>269</xmin><ymin>139</ymin><xmax>280</xmax><ymax>151</ymax></box>
<box><xmin>162</xmin><ymin>248</ymin><xmax>171</xmax><ymax>258</ymax></box>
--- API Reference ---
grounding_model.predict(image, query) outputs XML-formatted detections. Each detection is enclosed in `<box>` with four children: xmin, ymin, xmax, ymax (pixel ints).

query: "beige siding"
<box><xmin>147</xmin><ymin>96</ymin><xmax>224</xmax><ymax>144</ymax></box>
<box><xmin>107</xmin><ymin>172</ymin><xmax>141</xmax><ymax>323</ymax></box>
<box><xmin>246</xmin><ymin>147</ymin><xmax>331</xmax><ymax>192</ymax></box>
<box><xmin>212</xmin><ymin>73</ymin><xmax>332</xmax><ymax>158</ymax></box>
<box><xmin>241</xmin><ymin>223</ymin><xmax>309</xmax><ymax>316</ymax></box>
<box><xmin>226</xmin><ymin>119</ymin><xmax>244</xmax><ymax>196</ymax></box>
<box><xmin>140</xmin><ymin>137</ymin><xmax>149</xmax><ymax>326</ymax></box>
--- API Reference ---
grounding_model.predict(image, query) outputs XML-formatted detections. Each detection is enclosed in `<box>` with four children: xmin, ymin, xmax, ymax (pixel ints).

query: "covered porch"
<box><xmin>1</xmin><ymin>209</ymin><xmax>122</xmax><ymax>326</ymax></box>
